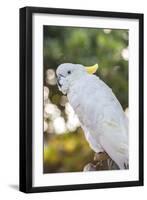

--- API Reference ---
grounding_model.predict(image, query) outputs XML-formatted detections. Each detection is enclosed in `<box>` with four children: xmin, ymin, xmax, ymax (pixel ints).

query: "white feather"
<box><xmin>68</xmin><ymin>74</ymin><xmax>128</xmax><ymax>169</ymax></box>
<box><xmin>57</xmin><ymin>63</ymin><xmax>129</xmax><ymax>169</ymax></box>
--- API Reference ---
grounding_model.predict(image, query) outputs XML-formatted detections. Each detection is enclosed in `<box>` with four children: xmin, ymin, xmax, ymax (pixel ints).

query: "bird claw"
<box><xmin>94</xmin><ymin>152</ymin><xmax>109</xmax><ymax>161</ymax></box>
<box><xmin>83</xmin><ymin>163</ymin><xmax>96</xmax><ymax>171</ymax></box>
<box><xmin>83</xmin><ymin>152</ymin><xmax>120</xmax><ymax>171</ymax></box>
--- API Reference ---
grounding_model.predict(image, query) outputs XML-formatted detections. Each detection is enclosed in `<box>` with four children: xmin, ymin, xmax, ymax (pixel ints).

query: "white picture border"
<box><xmin>32</xmin><ymin>13</ymin><xmax>139</xmax><ymax>187</ymax></box>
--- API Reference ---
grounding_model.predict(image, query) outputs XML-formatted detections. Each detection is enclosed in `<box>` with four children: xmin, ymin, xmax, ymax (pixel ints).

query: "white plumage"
<box><xmin>56</xmin><ymin>63</ymin><xmax>128</xmax><ymax>169</ymax></box>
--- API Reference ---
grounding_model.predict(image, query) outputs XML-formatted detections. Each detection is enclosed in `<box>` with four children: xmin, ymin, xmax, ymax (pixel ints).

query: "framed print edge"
<box><xmin>138</xmin><ymin>13</ymin><xmax>144</xmax><ymax>187</ymax></box>
<box><xmin>19</xmin><ymin>6</ymin><xmax>144</xmax><ymax>193</ymax></box>
<box><xmin>19</xmin><ymin>7</ymin><xmax>33</xmax><ymax>193</ymax></box>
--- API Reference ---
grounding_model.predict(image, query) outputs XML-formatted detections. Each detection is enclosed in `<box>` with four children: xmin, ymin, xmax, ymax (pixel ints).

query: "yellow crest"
<box><xmin>85</xmin><ymin>63</ymin><xmax>98</xmax><ymax>74</ymax></box>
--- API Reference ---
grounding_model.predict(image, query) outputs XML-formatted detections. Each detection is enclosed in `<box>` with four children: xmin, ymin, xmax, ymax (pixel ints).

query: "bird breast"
<box><xmin>67</xmin><ymin>75</ymin><xmax>107</xmax><ymax>135</ymax></box>
<box><xmin>67</xmin><ymin>75</ymin><xmax>127</xmax><ymax>138</ymax></box>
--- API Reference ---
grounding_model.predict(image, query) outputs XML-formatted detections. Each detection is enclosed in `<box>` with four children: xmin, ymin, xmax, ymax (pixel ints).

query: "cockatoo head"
<box><xmin>56</xmin><ymin>63</ymin><xmax>98</xmax><ymax>94</ymax></box>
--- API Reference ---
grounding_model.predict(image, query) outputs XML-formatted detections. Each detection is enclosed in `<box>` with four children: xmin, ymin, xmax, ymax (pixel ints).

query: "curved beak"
<box><xmin>57</xmin><ymin>79</ymin><xmax>61</xmax><ymax>88</ymax></box>
<box><xmin>57</xmin><ymin>74</ymin><xmax>65</xmax><ymax>88</ymax></box>
<box><xmin>57</xmin><ymin>76</ymin><xmax>62</xmax><ymax>88</ymax></box>
<box><xmin>85</xmin><ymin>63</ymin><xmax>98</xmax><ymax>74</ymax></box>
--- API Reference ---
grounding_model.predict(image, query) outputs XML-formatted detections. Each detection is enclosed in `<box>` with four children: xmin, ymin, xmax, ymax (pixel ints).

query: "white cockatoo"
<box><xmin>56</xmin><ymin>63</ymin><xmax>128</xmax><ymax>169</ymax></box>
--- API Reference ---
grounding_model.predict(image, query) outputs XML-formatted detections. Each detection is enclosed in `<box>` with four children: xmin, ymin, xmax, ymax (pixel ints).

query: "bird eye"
<box><xmin>67</xmin><ymin>70</ymin><xmax>71</xmax><ymax>74</ymax></box>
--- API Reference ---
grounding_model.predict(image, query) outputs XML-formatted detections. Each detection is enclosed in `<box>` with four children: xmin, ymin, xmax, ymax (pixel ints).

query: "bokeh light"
<box><xmin>46</xmin><ymin>69</ymin><xmax>57</xmax><ymax>85</ymax></box>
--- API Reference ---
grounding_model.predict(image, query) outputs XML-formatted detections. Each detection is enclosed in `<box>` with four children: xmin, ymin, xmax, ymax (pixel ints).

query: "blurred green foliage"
<box><xmin>44</xmin><ymin>26</ymin><xmax>128</xmax><ymax>108</ymax></box>
<box><xmin>43</xmin><ymin>26</ymin><xmax>128</xmax><ymax>173</ymax></box>
<box><xmin>44</xmin><ymin>129</ymin><xmax>93</xmax><ymax>173</ymax></box>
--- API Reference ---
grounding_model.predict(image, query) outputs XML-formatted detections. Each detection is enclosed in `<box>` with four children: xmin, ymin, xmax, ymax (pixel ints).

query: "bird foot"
<box><xmin>94</xmin><ymin>152</ymin><xmax>119</xmax><ymax>170</ymax></box>
<box><xmin>94</xmin><ymin>152</ymin><xmax>109</xmax><ymax>161</ymax></box>
<box><xmin>83</xmin><ymin>163</ymin><xmax>96</xmax><ymax>171</ymax></box>
<box><xmin>83</xmin><ymin>152</ymin><xmax>120</xmax><ymax>171</ymax></box>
